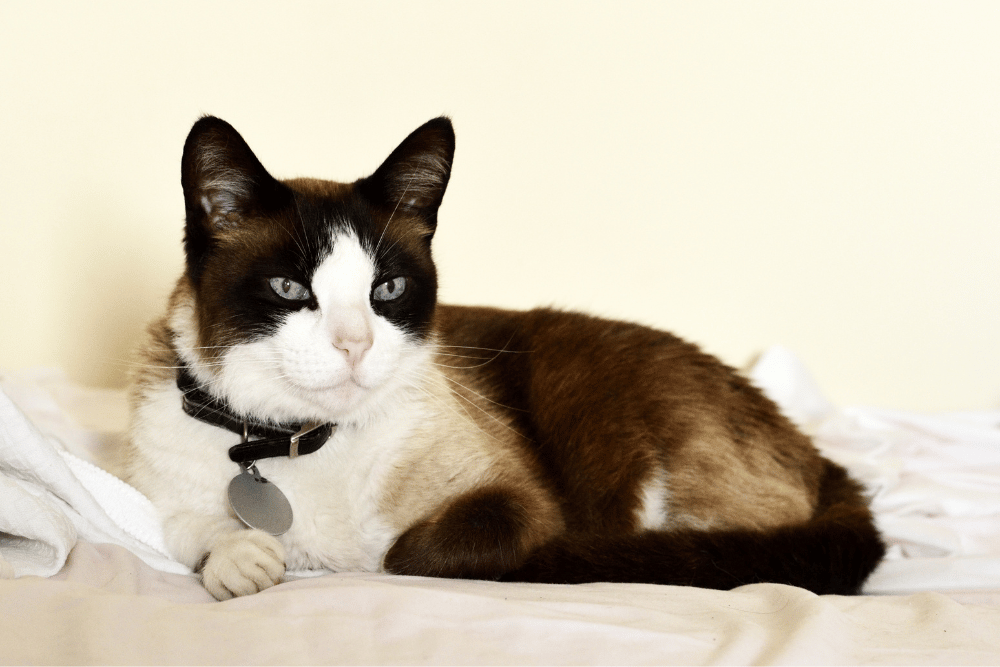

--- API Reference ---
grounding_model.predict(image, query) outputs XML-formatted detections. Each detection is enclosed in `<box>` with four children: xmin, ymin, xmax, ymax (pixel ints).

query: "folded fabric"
<box><xmin>0</xmin><ymin>373</ymin><xmax>186</xmax><ymax>578</ymax></box>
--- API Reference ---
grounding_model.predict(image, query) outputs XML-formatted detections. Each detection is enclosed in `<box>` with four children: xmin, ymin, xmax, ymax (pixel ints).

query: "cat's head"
<box><xmin>170</xmin><ymin>116</ymin><xmax>455</xmax><ymax>425</ymax></box>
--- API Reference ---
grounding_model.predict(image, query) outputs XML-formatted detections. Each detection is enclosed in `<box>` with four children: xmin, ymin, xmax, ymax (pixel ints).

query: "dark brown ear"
<box><xmin>180</xmin><ymin>116</ymin><xmax>290</xmax><ymax>282</ymax></box>
<box><xmin>359</xmin><ymin>117</ymin><xmax>455</xmax><ymax>231</ymax></box>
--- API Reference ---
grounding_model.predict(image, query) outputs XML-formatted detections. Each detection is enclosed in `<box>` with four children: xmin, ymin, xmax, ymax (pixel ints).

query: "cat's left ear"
<box><xmin>359</xmin><ymin>117</ymin><xmax>455</xmax><ymax>230</ymax></box>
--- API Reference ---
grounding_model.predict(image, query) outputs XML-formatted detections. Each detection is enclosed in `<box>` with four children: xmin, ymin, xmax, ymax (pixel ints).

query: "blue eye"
<box><xmin>269</xmin><ymin>277</ymin><xmax>311</xmax><ymax>301</ymax></box>
<box><xmin>373</xmin><ymin>277</ymin><xmax>407</xmax><ymax>302</ymax></box>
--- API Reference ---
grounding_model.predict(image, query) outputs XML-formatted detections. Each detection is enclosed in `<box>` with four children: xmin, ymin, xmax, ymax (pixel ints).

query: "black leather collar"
<box><xmin>176</xmin><ymin>366</ymin><xmax>335</xmax><ymax>464</ymax></box>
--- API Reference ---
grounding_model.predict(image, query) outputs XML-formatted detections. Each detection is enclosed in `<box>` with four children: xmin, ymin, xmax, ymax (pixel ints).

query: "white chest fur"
<box><xmin>251</xmin><ymin>408</ymin><xmax>419</xmax><ymax>572</ymax></box>
<box><xmin>128</xmin><ymin>379</ymin><xmax>423</xmax><ymax>573</ymax></box>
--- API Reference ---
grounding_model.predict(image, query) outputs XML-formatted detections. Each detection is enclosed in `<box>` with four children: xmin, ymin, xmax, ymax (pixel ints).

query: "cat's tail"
<box><xmin>502</xmin><ymin>461</ymin><xmax>886</xmax><ymax>595</ymax></box>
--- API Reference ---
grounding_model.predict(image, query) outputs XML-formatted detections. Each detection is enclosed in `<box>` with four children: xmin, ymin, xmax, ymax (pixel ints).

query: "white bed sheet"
<box><xmin>2</xmin><ymin>348</ymin><xmax>1000</xmax><ymax>664</ymax></box>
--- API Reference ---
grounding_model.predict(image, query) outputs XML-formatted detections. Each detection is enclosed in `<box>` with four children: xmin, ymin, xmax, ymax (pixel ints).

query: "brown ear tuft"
<box><xmin>359</xmin><ymin>117</ymin><xmax>455</xmax><ymax>228</ymax></box>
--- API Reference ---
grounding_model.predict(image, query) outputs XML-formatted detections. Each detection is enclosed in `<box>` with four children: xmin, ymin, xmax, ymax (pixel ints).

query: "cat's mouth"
<box><xmin>276</xmin><ymin>353</ymin><xmax>373</xmax><ymax>392</ymax></box>
<box><xmin>284</xmin><ymin>372</ymin><xmax>376</xmax><ymax>408</ymax></box>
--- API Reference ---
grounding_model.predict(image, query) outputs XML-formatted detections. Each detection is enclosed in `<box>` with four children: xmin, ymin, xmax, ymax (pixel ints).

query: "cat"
<box><xmin>122</xmin><ymin>115</ymin><xmax>885</xmax><ymax>600</ymax></box>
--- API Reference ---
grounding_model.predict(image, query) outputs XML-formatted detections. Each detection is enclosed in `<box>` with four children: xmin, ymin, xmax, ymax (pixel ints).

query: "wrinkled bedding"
<box><xmin>2</xmin><ymin>347</ymin><xmax>999</xmax><ymax>665</ymax></box>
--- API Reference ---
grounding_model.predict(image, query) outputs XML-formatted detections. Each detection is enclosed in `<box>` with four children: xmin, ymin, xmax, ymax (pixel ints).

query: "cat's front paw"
<box><xmin>201</xmin><ymin>529</ymin><xmax>285</xmax><ymax>600</ymax></box>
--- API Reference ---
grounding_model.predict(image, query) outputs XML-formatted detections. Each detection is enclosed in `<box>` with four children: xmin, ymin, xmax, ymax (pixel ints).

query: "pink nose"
<box><xmin>332</xmin><ymin>311</ymin><xmax>373</xmax><ymax>366</ymax></box>
<box><xmin>334</xmin><ymin>333</ymin><xmax>372</xmax><ymax>366</ymax></box>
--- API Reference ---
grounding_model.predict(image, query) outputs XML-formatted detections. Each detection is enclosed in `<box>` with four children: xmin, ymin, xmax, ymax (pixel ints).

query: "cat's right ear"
<box><xmin>180</xmin><ymin>117</ymin><xmax>289</xmax><ymax>278</ymax></box>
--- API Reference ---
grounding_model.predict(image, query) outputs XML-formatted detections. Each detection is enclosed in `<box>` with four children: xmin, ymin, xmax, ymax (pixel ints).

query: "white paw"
<box><xmin>201</xmin><ymin>530</ymin><xmax>285</xmax><ymax>600</ymax></box>
<box><xmin>0</xmin><ymin>554</ymin><xmax>14</xmax><ymax>579</ymax></box>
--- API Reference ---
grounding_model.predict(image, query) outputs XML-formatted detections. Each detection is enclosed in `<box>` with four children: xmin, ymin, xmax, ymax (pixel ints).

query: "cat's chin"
<box><xmin>287</xmin><ymin>377</ymin><xmax>374</xmax><ymax>416</ymax></box>
<box><xmin>214</xmin><ymin>371</ymin><xmax>371</xmax><ymax>425</ymax></box>
<box><xmin>257</xmin><ymin>362</ymin><xmax>420</xmax><ymax>426</ymax></box>
<box><xmin>286</xmin><ymin>379</ymin><xmax>418</xmax><ymax>428</ymax></box>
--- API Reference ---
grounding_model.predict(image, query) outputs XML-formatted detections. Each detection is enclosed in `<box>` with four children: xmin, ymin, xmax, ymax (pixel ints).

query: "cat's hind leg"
<box><xmin>382</xmin><ymin>485</ymin><xmax>561</xmax><ymax>580</ymax></box>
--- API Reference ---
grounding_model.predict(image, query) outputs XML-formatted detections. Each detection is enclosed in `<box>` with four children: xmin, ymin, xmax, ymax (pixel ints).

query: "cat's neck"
<box><xmin>175</xmin><ymin>364</ymin><xmax>336</xmax><ymax>464</ymax></box>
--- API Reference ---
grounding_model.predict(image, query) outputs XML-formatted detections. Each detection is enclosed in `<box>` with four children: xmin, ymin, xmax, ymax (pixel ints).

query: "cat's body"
<box><xmin>123</xmin><ymin>116</ymin><xmax>884</xmax><ymax>600</ymax></box>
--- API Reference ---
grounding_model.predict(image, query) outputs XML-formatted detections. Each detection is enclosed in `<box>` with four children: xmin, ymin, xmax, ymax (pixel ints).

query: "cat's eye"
<box><xmin>372</xmin><ymin>277</ymin><xmax>407</xmax><ymax>302</ymax></box>
<box><xmin>269</xmin><ymin>277</ymin><xmax>311</xmax><ymax>301</ymax></box>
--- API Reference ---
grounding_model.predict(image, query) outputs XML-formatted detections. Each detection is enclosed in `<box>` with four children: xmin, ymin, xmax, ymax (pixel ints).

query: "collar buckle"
<box><xmin>289</xmin><ymin>422</ymin><xmax>323</xmax><ymax>458</ymax></box>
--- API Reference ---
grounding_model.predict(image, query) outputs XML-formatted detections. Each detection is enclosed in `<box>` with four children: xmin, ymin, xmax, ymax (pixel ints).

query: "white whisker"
<box><xmin>372</xmin><ymin>172</ymin><xmax>416</xmax><ymax>263</ymax></box>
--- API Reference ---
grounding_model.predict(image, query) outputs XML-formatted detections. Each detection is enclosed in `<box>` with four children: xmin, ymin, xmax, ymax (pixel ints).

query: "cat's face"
<box><xmin>172</xmin><ymin>117</ymin><xmax>455</xmax><ymax>424</ymax></box>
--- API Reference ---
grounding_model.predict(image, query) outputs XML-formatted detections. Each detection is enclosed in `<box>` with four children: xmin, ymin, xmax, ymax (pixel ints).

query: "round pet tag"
<box><xmin>228</xmin><ymin>466</ymin><xmax>293</xmax><ymax>536</ymax></box>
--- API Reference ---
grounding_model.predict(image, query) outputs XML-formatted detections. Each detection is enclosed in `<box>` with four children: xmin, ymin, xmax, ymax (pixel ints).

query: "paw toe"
<box><xmin>202</xmin><ymin>530</ymin><xmax>286</xmax><ymax>600</ymax></box>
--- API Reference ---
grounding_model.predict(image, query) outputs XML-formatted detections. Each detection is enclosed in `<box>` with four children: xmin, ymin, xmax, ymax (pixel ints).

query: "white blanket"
<box><xmin>2</xmin><ymin>349</ymin><xmax>1000</xmax><ymax>595</ymax></box>
<box><xmin>0</xmin><ymin>368</ymin><xmax>184</xmax><ymax>577</ymax></box>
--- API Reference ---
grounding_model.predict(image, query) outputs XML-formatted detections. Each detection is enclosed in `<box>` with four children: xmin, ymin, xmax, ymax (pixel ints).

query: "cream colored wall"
<box><xmin>1</xmin><ymin>1</ymin><xmax>998</xmax><ymax>411</ymax></box>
